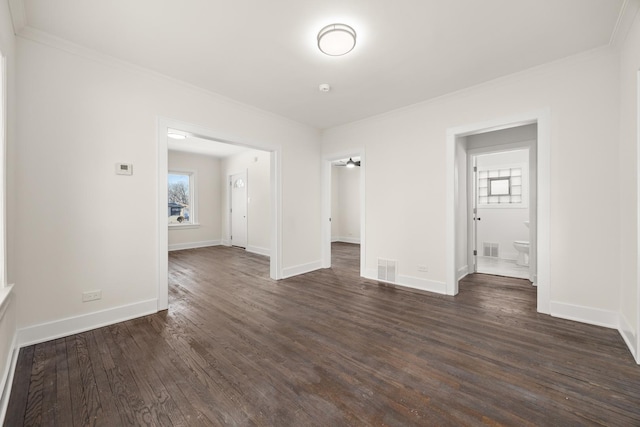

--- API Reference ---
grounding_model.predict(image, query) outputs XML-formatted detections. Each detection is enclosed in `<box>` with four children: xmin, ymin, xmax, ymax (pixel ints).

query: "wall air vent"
<box><xmin>377</xmin><ymin>258</ymin><xmax>397</xmax><ymax>283</ymax></box>
<box><xmin>483</xmin><ymin>242</ymin><xmax>499</xmax><ymax>258</ymax></box>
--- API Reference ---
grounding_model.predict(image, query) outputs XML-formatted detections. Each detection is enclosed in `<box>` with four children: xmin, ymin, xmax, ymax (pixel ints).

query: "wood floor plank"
<box><xmin>53</xmin><ymin>338</ymin><xmax>73</xmax><ymax>427</ymax></box>
<box><xmin>22</xmin><ymin>343</ymin><xmax>46</xmax><ymax>426</ymax></box>
<box><xmin>65</xmin><ymin>335</ymin><xmax>90</xmax><ymax>426</ymax></box>
<box><xmin>5</xmin><ymin>346</ymin><xmax>35</xmax><ymax>427</ymax></box>
<box><xmin>40</xmin><ymin>340</ymin><xmax>58</xmax><ymax>426</ymax></box>
<box><xmin>83</xmin><ymin>330</ymin><xmax>125</xmax><ymax>427</ymax></box>
<box><xmin>5</xmin><ymin>242</ymin><xmax>640</xmax><ymax>426</ymax></box>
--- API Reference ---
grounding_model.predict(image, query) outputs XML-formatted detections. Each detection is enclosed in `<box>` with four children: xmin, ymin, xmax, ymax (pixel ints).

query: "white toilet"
<box><xmin>513</xmin><ymin>241</ymin><xmax>529</xmax><ymax>266</ymax></box>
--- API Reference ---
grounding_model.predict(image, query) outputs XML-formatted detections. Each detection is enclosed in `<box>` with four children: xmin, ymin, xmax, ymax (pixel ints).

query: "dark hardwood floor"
<box><xmin>5</xmin><ymin>242</ymin><xmax>640</xmax><ymax>426</ymax></box>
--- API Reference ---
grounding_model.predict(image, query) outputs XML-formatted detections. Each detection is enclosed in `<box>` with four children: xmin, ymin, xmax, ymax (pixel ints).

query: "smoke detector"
<box><xmin>319</xmin><ymin>83</ymin><xmax>331</xmax><ymax>92</ymax></box>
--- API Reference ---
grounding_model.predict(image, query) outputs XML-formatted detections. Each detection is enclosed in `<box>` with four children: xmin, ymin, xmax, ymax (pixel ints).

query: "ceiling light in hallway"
<box><xmin>317</xmin><ymin>24</ymin><xmax>356</xmax><ymax>56</ymax></box>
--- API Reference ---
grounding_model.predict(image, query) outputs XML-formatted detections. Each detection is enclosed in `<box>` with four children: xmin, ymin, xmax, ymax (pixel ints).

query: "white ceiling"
<box><xmin>168</xmin><ymin>135</ymin><xmax>252</xmax><ymax>158</ymax></box>
<box><xmin>12</xmin><ymin>0</ymin><xmax>629</xmax><ymax>129</ymax></box>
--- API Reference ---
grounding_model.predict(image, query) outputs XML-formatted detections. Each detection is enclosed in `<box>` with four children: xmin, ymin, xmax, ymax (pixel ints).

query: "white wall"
<box><xmin>618</xmin><ymin>10</ymin><xmax>640</xmax><ymax>361</ymax></box>
<box><xmin>476</xmin><ymin>150</ymin><xmax>529</xmax><ymax>261</ymax></box>
<box><xmin>13</xmin><ymin>35</ymin><xmax>321</xmax><ymax>333</ymax></box>
<box><xmin>322</xmin><ymin>47</ymin><xmax>621</xmax><ymax>318</ymax></box>
<box><xmin>331</xmin><ymin>166</ymin><xmax>360</xmax><ymax>243</ymax></box>
<box><xmin>168</xmin><ymin>150</ymin><xmax>222</xmax><ymax>250</ymax></box>
<box><xmin>220</xmin><ymin>149</ymin><xmax>271</xmax><ymax>256</ymax></box>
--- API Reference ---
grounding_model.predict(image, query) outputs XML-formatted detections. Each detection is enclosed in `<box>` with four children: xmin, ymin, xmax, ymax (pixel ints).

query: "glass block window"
<box><xmin>478</xmin><ymin>167</ymin><xmax>522</xmax><ymax>205</ymax></box>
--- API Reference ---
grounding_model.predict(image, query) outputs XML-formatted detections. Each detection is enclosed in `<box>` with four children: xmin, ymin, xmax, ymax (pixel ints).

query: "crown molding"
<box><xmin>7</xmin><ymin>0</ymin><xmax>26</xmax><ymax>35</ymax></box>
<box><xmin>609</xmin><ymin>0</ymin><xmax>640</xmax><ymax>49</ymax></box>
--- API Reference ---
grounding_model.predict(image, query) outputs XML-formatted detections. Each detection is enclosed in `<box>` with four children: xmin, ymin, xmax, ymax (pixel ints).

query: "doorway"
<box><xmin>446</xmin><ymin>110</ymin><xmax>551</xmax><ymax>314</ymax></box>
<box><xmin>469</xmin><ymin>147</ymin><xmax>534</xmax><ymax>281</ymax></box>
<box><xmin>157</xmin><ymin>118</ymin><xmax>282</xmax><ymax>311</ymax></box>
<box><xmin>321</xmin><ymin>151</ymin><xmax>366</xmax><ymax>276</ymax></box>
<box><xmin>230</xmin><ymin>171</ymin><xmax>248</xmax><ymax>248</ymax></box>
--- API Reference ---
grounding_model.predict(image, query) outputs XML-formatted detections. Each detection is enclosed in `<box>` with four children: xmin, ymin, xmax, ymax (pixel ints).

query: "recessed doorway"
<box><xmin>321</xmin><ymin>151</ymin><xmax>366</xmax><ymax>276</ymax></box>
<box><xmin>157</xmin><ymin>118</ymin><xmax>282</xmax><ymax>311</ymax></box>
<box><xmin>446</xmin><ymin>109</ymin><xmax>551</xmax><ymax>314</ymax></box>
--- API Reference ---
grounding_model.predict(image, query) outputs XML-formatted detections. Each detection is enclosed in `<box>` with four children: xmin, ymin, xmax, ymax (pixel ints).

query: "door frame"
<box><xmin>446</xmin><ymin>109</ymin><xmax>551</xmax><ymax>314</ymax></box>
<box><xmin>321</xmin><ymin>150</ymin><xmax>366</xmax><ymax>276</ymax></box>
<box><xmin>157</xmin><ymin>117</ymin><xmax>282</xmax><ymax>311</ymax></box>
<box><xmin>229</xmin><ymin>170</ymin><xmax>248</xmax><ymax>248</ymax></box>
<box><xmin>467</xmin><ymin>142</ymin><xmax>536</xmax><ymax>281</ymax></box>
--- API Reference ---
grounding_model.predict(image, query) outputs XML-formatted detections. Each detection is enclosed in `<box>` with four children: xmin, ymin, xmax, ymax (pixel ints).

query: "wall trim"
<box><xmin>245</xmin><ymin>245</ymin><xmax>270</xmax><ymax>257</ymax></box>
<box><xmin>619</xmin><ymin>313</ymin><xmax>639</xmax><ymax>363</ymax></box>
<box><xmin>17</xmin><ymin>299</ymin><xmax>158</xmax><ymax>347</ymax></box>
<box><xmin>0</xmin><ymin>331</ymin><xmax>17</xmax><ymax>426</ymax></box>
<box><xmin>331</xmin><ymin>237</ymin><xmax>361</xmax><ymax>244</ymax></box>
<box><xmin>168</xmin><ymin>239</ymin><xmax>221</xmax><ymax>252</ymax></box>
<box><xmin>457</xmin><ymin>265</ymin><xmax>469</xmax><ymax>281</ymax></box>
<box><xmin>282</xmin><ymin>261</ymin><xmax>323</xmax><ymax>279</ymax></box>
<box><xmin>549</xmin><ymin>301</ymin><xmax>619</xmax><ymax>329</ymax></box>
<box><xmin>364</xmin><ymin>269</ymin><xmax>447</xmax><ymax>295</ymax></box>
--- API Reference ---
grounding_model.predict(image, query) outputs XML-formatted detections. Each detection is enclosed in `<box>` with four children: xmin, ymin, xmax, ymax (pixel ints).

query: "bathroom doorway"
<box><xmin>471</xmin><ymin>149</ymin><xmax>531</xmax><ymax>280</ymax></box>
<box><xmin>466</xmin><ymin>124</ymin><xmax>537</xmax><ymax>282</ymax></box>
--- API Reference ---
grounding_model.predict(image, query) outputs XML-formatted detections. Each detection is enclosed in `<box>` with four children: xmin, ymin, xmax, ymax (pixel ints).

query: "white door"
<box><xmin>231</xmin><ymin>172</ymin><xmax>248</xmax><ymax>248</ymax></box>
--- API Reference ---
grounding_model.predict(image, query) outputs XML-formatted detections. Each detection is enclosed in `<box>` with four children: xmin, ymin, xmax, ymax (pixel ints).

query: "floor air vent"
<box><xmin>483</xmin><ymin>242</ymin><xmax>499</xmax><ymax>258</ymax></box>
<box><xmin>378</xmin><ymin>259</ymin><xmax>397</xmax><ymax>282</ymax></box>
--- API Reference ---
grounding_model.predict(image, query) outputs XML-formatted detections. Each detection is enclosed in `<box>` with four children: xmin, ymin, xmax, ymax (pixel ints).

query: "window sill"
<box><xmin>169</xmin><ymin>223</ymin><xmax>200</xmax><ymax>230</ymax></box>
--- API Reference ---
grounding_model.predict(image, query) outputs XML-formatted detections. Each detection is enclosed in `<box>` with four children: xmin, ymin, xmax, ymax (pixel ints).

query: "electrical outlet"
<box><xmin>82</xmin><ymin>290</ymin><xmax>102</xmax><ymax>302</ymax></box>
<box><xmin>417</xmin><ymin>265</ymin><xmax>428</xmax><ymax>272</ymax></box>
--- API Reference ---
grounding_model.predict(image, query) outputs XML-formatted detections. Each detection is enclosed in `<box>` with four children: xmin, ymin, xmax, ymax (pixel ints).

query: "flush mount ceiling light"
<box><xmin>317</xmin><ymin>23</ymin><xmax>356</xmax><ymax>56</ymax></box>
<box><xmin>167</xmin><ymin>130</ymin><xmax>187</xmax><ymax>140</ymax></box>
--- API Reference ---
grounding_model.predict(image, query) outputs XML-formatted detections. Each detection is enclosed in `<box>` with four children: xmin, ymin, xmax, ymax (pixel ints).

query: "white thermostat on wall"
<box><xmin>115</xmin><ymin>163</ymin><xmax>133</xmax><ymax>175</ymax></box>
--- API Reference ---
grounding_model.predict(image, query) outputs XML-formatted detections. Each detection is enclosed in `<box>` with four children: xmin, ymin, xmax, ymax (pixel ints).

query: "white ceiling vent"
<box><xmin>378</xmin><ymin>259</ymin><xmax>397</xmax><ymax>283</ymax></box>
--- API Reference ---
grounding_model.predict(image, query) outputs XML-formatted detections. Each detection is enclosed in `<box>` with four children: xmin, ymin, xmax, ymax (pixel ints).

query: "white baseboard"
<box><xmin>331</xmin><ymin>237</ymin><xmax>361</xmax><ymax>244</ymax></box>
<box><xmin>457</xmin><ymin>265</ymin><xmax>469</xmax><ymax>281</ymax></box>
<box><xmin>549</xmin><ymin>301</ymin><xmax>619</xmax><ymax>329</ymax></box>
<box><xmin>17</xmin><ymin>299</ymin><xmax>158</xmax><ymax>347</ymax></box>
<box><xmin>282</xmin><ymin>261</ymin><xmax>323</xmax><ymax>279</ymax></box>
<box><xmin>619</xmin><ymin>313</ymin><xmax>638</xmax><ymax>363</ymax></box>
<box><xmin>364</xmin><ymin>269</ymin><xmax>447</xmax><ymax>295</ymax></box>
<box><xmin>168</xmin><ymin>239</ymin><xmax>221</xmax><ymax>251</ymax></box>
<box><xmin>246</xmin><ymin>245</ymin><xmax>270</xmax><ymax>257</ymax></box>
<box><xmin>0</xmin><ymin>333</ymin><xmax>18</xmax><ymax>425</ymax></box>
<box><xmin>222</xmin><ymin>239</ymin><xmax>231</xmax><ymax>246</ymax></box>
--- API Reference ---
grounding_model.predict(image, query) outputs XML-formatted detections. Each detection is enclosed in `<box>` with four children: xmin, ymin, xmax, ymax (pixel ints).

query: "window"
<box><xmin>478</xmin><ymin>167</ymin><xmax>522</xmax><ymax>205</ymax></box>
<box><xmin>488</xmin><ymin>177</ymin><xmax>510</xmax><ymax>196</ymax></box>
<box><xmin>168</xmin><ymin>171</ymin><xmax>196</xmax><ymax>225</ymax></box>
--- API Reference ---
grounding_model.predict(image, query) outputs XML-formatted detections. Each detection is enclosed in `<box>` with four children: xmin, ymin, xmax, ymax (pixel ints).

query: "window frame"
<box><xmin>168</xmin><ymin>169</ymin><xmax>198</xmax><ymax>228</ymax></box>
<box><xmin>477</xmin><ymin>163</ymin><xmax>527</xmax><ymax>208</ymax></box>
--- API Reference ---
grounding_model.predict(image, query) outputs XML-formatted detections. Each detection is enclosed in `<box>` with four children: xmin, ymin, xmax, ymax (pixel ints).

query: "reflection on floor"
<box><xmin>477</xmin><ymin>256</ymin><xmax>530</xmax><ymax>280</ymax></box>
